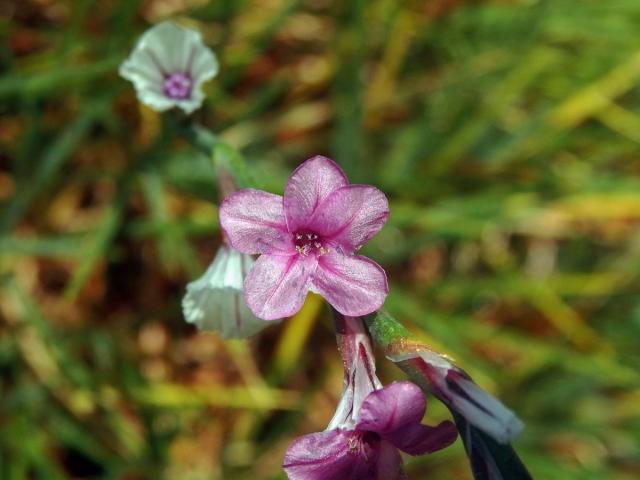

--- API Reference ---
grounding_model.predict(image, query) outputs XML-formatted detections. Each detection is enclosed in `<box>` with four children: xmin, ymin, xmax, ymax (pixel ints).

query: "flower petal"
<box><xmin>309</xmin><ymin>185</ymin><xmax>389</xmax><ymax>253</ymax></box>
<box><xmin>131</xmin><ymin>84</ymin><xmax>176</xmax><ymax>111</ymax></box>
<box><xmin>358</xmin><ymin>382</ymin><xmax>457</xmax><ymax>455</ymax></box>
<box><xmin>182</xmin><ymin>39</ymin><xmax>219</xmax><ymax>114</ymax></box>
<box><xmin>357</xmin><ymin>382</ymin><xmax>426</xmax><ymax>434</ymax></box>
<box><xmin>311</xmin><ymin>251</ymin><xmax>388</xmax><ymax>316</ymax></box>
<box><xmin>382</xmin><ymin>420</ymin><xmax>458</xmax><ymax>456</ymax></box>
<box><xmin>375</xmin><ymin>441</ymin><xmax>406</xmax><ymax>480</ymax></box>
<box><xmin>283</xmin><ymin>429</ymin><xmax>378</xmax><ymax>480</ymax></box>
<box><xmin>141</xmin><ymin>21</ymin><xmax>201</xmax><ymax>73</ymax></box>
<box><xmin>219</xmin><ymin>189</ymin><xmax>293</xmax><ymax>255</ymax></box>
<box><xmin>119</xmin><ymin>50</ymin><xmax>173</xmax><ymax>111</ymax></box>
<box><xmin>182</xmin><ymin>247</ymin><xmax>271</xmax><ymax>338</ymax></box>
<box><xmin>284</xmin><ymin>156</ymin><xmax>348</xmax><ymax>232</ymax></box>
<box><xmin>176</xmin><ymin>89</ymin><xmax>206</xmax><ymax>115</ymax></box>
<box><xmin>244</xmin><ymin>254</ymin><xmax>316</xmax><ymax>320</ymax></box>
<box><xmin>119</xmin><ymin>50</ymin><xmax>164</xmax><ymax>85</ymax></box>
<box><xmin>190</xmin><ymin>44</ymin><xmax>219</xmax><ymax>84</ymax></box>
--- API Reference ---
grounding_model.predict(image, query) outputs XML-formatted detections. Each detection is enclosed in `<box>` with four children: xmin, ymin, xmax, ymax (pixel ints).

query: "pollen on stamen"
<box><xmin>293</xmin><ymin>230</ymin><xmax>328</xmax><ymax>256</ymax></box>
<box><xmin>346</xmin><ymin>432</ymin><xmax>376</xmax><ymax>459</ymax></box>
<box><xmin>347</xmin><ymin>436</ymin><xmax>359</xmax><ymax>453</ymax></box>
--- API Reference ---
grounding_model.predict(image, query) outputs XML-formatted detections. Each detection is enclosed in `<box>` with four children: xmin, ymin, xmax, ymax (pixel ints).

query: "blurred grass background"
<box><xmin>1</xmin><ymin>0</ymin><xmax>640</xmax><ymax>478</ymax></box>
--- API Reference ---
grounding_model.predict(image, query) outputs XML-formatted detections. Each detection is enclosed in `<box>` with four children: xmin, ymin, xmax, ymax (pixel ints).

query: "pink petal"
<box><xmin>311</xmin><ymin>251</ymin><xmax>388</xmax><ymax>316</ymax></box>
<box><xmin>244</xmin><ymin>254</ymin><xmax>316</xmax><ymax>320</ymax></box>
<box><xmin>219</xmin><ymin>189</ymin><xmax>293</xmax><ymax>255</ymax></box>
<box><xmin>284</xmin><ymin>156</ymin><xmax>348</xmax><ymax>232</ymax></box>
<box><xmin>357</xmin><ymin>382</ymin><xmax>426</xmax><ymax>434</ymax></box>
<box><xmin>283</xmin><ymin>429</ymin><xmax>378</xmax><ymax>480</ymax></box>
<box><xmin>383</xmin><ymin>420</ymin><xmax>458</xmax><ymax>456</ymax></box>
<box><xmin>358</xmin><ymin>382</ymin><xmax>457</xmax><ymax>456</ymax></box>
<box><xmin>310</xmin><ymin>185</ymin><xmax>389</xmax><ymax>253</ymax></box>
<box><xmin>375</xmin><ymin>441</ymin><xmax>407</xmax><ymax>480</ymax></box>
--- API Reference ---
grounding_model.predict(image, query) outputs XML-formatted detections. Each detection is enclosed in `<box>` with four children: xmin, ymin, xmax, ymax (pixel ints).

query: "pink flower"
<box><xmin>219</xmin><ymin>156</ymin><xmax>389</xmax><ymax>320</ymax></box>
<box><xmin>282</xmin><ymin>317</ymin><xmax>457</xmax><ymax>480</ymax></box>
<box><xmin>283</xmin><ymin>382</ymin><xmax>457</xmax><ymax>480</ymax></box>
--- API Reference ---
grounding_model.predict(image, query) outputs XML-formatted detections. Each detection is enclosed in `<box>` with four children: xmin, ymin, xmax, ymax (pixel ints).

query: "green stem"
<box><xmin>176</xmin><ymin>120</ymin><xmax>254</xmax><ymax>190</ymax></box>
<box><xmin>179</xmin><ymin>121</ymin><xmax>220</xmax><ymax>155</ymax></box>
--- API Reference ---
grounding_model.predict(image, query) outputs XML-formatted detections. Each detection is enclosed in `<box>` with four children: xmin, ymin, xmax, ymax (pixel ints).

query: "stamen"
<box><xmin>163</xmin><ymin>72</ymin><xmax>193</xmax><ymax>99</ymax></box>
<box><xmin>293</xmin><ymin>230</ymin><xmax>328</xmax><ymax>256</ymax></box>
<box><xmin>345</xmin><ymin>431</ymin><xmax>377</xmax><ymax>460</ymax></box>
<box><xmin>347</xmin><ymin>435</ymin><xmax>359</xmax><ymax>453</ymax></box>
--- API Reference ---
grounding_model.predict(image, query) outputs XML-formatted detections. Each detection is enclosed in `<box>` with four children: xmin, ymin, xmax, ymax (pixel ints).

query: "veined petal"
<box><xmin>283</xmin><ymin>429</ymin><xmax>378</xmax><ymax>480</ymax></box>
<box><xmin>182</xmin><ymin>247</ymin><xmax>271</xmax><ymax>338</ymax></box>
<box><xmin>219</xmin><ymin>189</ymin><xmax>293</xmax><ymax>255</ymax></box>
<box><xmin>119</xmin><ymin>49</ymin><xmax>164</xmax><ymax>85</ymax></box>
<box><xmin>311</xmin><ymin>252</ymin><xmax>388</xmax><ymax>316</ymax></box>
<box><xmin>191</xmin><ymin>44</ymin><xmax>219</xmax><ymax>84</ymax></box>
<box><xmin>141</xmin><ymin>21</ymin><xmax>200</xmax><ymax>73</ymax></box>
<box><xmin>310</xmin><ymin>185</ymin><xmax>389</xmax><ymax>253</ymax></box>
<box><xmin>181</xmin><ymin>38</ymin><xmax>218</xmax><ymax>114</ymax></box>
<box><xmin>244</xmin><ymin>254</ymin><xmax>316</xmax><ymax>320</ymax></box>
<box><xmin>120</xmin><ymin>46</ymin><xmax>171</xmax><ymax>112</ymax></box>
<box><xmin>284</xmin><ymin>156</ymin><xmax>348</xmax><ymax>232</ymax></box>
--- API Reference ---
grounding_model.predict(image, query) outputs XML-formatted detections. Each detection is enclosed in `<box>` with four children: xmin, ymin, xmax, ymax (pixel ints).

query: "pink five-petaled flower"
<box><xmin>219</xmin><ymin>156</ymin><xmax>390</xmax><ymax>320</ymax></box>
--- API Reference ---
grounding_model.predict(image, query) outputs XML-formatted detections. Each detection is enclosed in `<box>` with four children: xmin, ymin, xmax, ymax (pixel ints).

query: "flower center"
<box><xmin>346</xmin><ymin>430</ymin><xmax>380</xmax><ymax>459</ymax></box>
<box><xmin>294</xmin><ymin>231</ymin><xmax>328</xmax><ymax>256</ymax></box>
<box><xmin>163</xmin><ymin>72</ymin><xmax>193</xmax><ymax>99</ymax></box>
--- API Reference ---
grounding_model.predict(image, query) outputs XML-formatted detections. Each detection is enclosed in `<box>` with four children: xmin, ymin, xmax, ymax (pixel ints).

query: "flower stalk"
<box><xmin>180</xmin><ymin>121</ymin><xmax>220</xmax><ymax>155</ymax></box>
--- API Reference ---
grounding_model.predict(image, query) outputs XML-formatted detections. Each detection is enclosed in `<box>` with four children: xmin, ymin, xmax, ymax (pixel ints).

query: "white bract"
<box><xmin>182</xmin><ymin>245</ymin><xmax>272</xmax><ymax>338</ymax></box>
<box><xmin>119</xmin><ymin>21</ymin><xmax>218</xmax><ymax>114</ymax></box>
